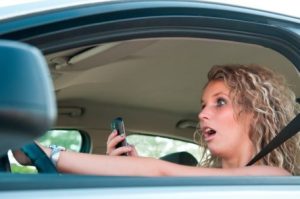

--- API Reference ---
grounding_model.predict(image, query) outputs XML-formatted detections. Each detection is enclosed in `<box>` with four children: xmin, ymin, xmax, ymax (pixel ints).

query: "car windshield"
<box><xmin>0</xmin><ymin>0</ymin><xmax>300</xmax><ymax>20</ymax></box>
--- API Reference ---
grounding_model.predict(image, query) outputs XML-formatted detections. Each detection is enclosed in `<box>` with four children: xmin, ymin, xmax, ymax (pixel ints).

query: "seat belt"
<box><xmin>246</xmin><ymin>113</ymin><xmax>300</xmax><ymax>166</ymax></box>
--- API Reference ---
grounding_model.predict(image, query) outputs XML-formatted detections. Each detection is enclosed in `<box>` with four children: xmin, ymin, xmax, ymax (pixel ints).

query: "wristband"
<box><xmin>49</xmin><ymin>145</ymin><xmax>66</xmax><ymax>167</ymax></box>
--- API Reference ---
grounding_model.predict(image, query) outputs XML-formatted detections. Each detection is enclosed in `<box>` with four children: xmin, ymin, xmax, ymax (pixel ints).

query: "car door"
<box><xmin>0</xmin><ymin>0</ymin><xmax>300</xmax><ymax>198</ymax></box>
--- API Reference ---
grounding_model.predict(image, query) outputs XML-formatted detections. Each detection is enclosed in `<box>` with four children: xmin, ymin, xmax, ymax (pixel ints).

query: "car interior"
<box><xmin>48</xmin><ymin>37</ymin><xmax>300</xmax><ymax>153</ymax></box>
<box><xmin>0</xmin><ymin>36</ymin><xmax>299</xmax><ymax>173</ymax></box>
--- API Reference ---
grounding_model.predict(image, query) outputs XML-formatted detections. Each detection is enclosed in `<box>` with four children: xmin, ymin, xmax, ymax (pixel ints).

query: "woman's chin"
<box><xmin>207</xmin><ymin>146</ymin><xmax>223</xmax><ymax>157</ymax></box>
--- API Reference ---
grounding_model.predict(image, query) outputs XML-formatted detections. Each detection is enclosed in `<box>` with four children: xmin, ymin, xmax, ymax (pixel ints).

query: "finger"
<box><xmin>107</xmin><ymin>135</ymin><xmax>126</xmax><ymax>154</ymax></box>
<box><xmin>110</xmin><ymin>146</ymin><xmax>132</xmax><ymax>156</ymax></box>
<box><xmin>107</xmin><ymin>130</ymin><xmax>118</xmax><ymax>144</ymax></box>
<box><xmin>108</xmin><ymin>135</ymin><xmax>125</xmax><ymax>149</ymax></box>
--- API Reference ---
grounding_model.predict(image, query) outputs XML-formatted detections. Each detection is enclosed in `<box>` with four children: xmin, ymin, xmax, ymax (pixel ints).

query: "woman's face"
<box><xmin>198</xmin><ymin>80</ymin><xmax>253</xmax><ymax>159</ymax></box>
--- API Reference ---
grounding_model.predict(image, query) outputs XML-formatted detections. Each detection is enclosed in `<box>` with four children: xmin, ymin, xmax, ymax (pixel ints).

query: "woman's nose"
<box><xmin>198</xmin><ymin>106</ymin><xmax>210</xmax><ymax>121</ymax></box>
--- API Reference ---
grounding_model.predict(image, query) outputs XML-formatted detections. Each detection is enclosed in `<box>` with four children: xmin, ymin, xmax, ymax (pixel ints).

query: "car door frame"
<box><xmin>0</xmin><ymin>0</ymin><xmax>300</xmax><ymax>196</ymax></box>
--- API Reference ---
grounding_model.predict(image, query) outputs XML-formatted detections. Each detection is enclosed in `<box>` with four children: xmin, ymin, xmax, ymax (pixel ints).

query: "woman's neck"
<box><xmin>221</xmin><ymin>141</ymin><xmax>255</xmax><ymax>168</ymax></box>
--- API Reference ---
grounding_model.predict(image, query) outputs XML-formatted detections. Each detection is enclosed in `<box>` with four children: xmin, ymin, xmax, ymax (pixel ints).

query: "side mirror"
<box><xmin>0</xmin><ymin>40</ymin><xmax>57</xmax><ymax>154</ymax></box>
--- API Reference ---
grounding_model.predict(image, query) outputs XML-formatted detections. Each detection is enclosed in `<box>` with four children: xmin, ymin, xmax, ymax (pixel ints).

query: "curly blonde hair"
<box><xmin>195</xmin><ymin>64</ymin><xmax>300</xmax><ymax>174</ymax></box>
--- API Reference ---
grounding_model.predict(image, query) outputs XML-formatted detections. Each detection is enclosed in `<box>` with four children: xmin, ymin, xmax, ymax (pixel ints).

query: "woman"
<box><xmin>42</xmin><ymin>64</ymin><xmax>300</xmax><ymax>176</ymax></box>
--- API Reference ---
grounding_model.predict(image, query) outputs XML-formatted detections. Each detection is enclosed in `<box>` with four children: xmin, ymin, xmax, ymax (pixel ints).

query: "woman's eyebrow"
<box><xmin>201</xmin><ymin>91</ymin><xmax>229</xmax><ymax>103</ymax></box>
<box><xmin>212</xmin><ymin>91</ymin><xmax>228</xmax><ymax>97</ymax></box>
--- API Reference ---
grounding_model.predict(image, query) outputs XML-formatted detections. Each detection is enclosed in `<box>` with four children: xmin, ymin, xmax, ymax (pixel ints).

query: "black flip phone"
<box><xmin>111</xmin><ymin>117</ymin><xmax>128</xmax><ymax>155</ymax></box>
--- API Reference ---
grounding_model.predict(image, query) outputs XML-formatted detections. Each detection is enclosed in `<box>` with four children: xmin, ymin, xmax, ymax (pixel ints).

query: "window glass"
<box><xmin>38</xmin><ymin>130</ymin><xmax>82</xmax><ymax>152</ymax></box>
<box><xmin>126</xmin><ymin>134</ymin><xmax>203</xmax><ymax>162</ymax></box>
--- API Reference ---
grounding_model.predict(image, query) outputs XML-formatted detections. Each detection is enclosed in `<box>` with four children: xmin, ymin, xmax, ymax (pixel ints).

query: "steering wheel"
<box><xmin>20</xmin><ymin>142</ymin><xmax>58</xmax><ymax>173</ymax></box>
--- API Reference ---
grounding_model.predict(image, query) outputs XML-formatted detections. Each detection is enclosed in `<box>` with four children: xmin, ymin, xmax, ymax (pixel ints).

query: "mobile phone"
<box><xmin>111</xmin><ymin>117</ymin><xmax>128</xmax><ymax>155</ymax></box>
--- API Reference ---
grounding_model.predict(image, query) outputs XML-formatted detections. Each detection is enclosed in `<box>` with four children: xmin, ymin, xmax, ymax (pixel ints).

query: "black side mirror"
<box><xmin>0</xmin><ymin>40</ymin><xmax>56</xmax><ymax>154</ymax></box>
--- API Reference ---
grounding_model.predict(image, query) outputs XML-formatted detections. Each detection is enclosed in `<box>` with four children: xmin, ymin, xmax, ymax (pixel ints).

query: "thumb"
<box><xmin>128</xmin><ymin>144</ymin><xmax>139</xmax><ymax>157</ymax></box>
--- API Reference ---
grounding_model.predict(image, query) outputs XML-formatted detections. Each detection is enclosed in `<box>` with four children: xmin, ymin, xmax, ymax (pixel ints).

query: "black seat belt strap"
<box><xmin>246</xmin><ymin>113</ymin><xmax>300</xmax><ymax>166</ymax></box>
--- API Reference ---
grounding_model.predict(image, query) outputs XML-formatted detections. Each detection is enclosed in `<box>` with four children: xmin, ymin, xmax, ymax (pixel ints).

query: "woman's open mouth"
<box><xmin>203</xmin><ymin>127</ymin><xmax>216</xmax><ymax>141</ymax></box>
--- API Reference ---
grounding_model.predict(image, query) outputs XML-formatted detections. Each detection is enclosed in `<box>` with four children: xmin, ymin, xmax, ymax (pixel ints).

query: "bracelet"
<box><xmin>49</xmin><ymin>145</ymin><xmax>66</xmax><ymax>167</ymax></box>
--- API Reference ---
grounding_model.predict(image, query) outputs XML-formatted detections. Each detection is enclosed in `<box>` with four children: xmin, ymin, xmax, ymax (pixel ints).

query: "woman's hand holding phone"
<box><xmin>106</xmin><ymin>131</ymin><xmax>138</xmax><ymax>156</ymax></box>
<box><xmin>106</xmin><ymin>117</ymin><xmax>138</xmax><ymax>156</ymax></box>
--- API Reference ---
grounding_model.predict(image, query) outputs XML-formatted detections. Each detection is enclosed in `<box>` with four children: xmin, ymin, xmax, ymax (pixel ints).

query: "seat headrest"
<box><xmin>0</xmin><ymin>40</ymin><xmax>57</xmax><ymax>154</ymax></box>
<box><xmin>160</xmin><ymin>151</ymin><xmax>198</xmax><ymax>166</ymax></box>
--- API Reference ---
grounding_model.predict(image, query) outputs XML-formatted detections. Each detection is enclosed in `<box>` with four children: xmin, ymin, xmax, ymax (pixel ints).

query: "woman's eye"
<box><xmin>216</xmin><ymin>98</ymin><xmax>226</xmax><ymax>107</ymax></box>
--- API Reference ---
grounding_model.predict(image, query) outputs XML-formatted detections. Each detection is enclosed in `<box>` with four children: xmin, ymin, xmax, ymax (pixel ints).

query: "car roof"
<box><xmin>1</xmin><ymin>0</ymin><xmax>300</xmax><ymax>21</ymax></box>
